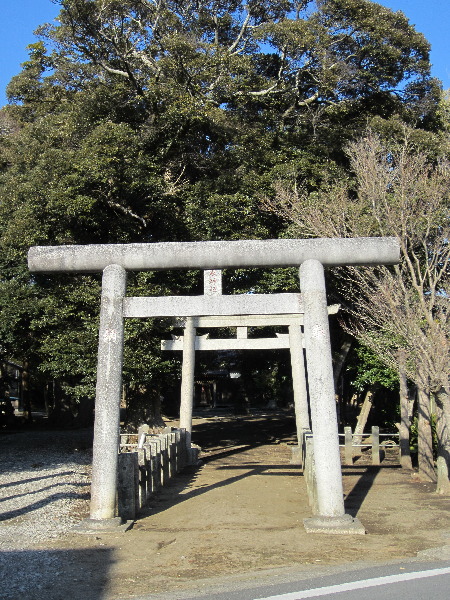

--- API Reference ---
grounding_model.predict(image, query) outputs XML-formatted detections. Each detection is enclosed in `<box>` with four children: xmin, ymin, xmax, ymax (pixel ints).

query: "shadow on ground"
<box><xmin>190</xmin><ymin>410</ymin><xmax>298</xmax><ymax>450</ymax></box>
<box><xmin>0</xmin><ymin>547</ymin><xmax>114</xmax><ymax>600</ymax></box>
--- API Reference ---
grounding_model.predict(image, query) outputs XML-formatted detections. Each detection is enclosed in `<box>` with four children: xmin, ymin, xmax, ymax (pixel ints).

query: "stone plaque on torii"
<box><xmin>28</xmin><ymin>237</ymin><xmax>400</xmax><ymax>534</ymax></box>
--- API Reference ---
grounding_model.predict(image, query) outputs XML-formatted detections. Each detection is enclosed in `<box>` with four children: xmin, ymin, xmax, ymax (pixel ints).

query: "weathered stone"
<box><xmin>117</xmin><ymin>452</ymin><xmax>139</xmax><ymax>521</ymax></box>
<box><xmin>436</xmin><ymin>456</ymin><xmax>450</xmax><ymax>495</ymax></box>
<box><xmin>123</xmin><ymin>293</ymin><xmax>304</xmax><ymax>317</ymax></box>
<box><xmin>303</xmin><ymin>514</ymin><xmax>366</xmax><ymax>535</ymax></box>
<box><xmin>344</xmin><ymin>427</ymin><xmax>353</xmax><ymax>466</ymax></box>
<box><xmin>300</xmin><ymin>260</ymin><xmax>347</xmax><ymax>520</ymax></box>
<box><xmin>27</xmin><ymin>237</ymin><xmax>400</xmax><ymax>532</ymax></box>
<box><xmin>90</xmin><ymin>264</ymin><xmax>126</xmax><ymax>521</ymax></box>
<box><xmin>162</xmin><ymin>333</ymin><xmax>291</xmax><ymax>351</ymax></box>
<box><xmin>28</xmin><ymin>237</ymin><xmax>400</xmax><ymax>272</ymax></box>
<box><xmin>371</xmin><ymin>426</ymin><xmax>381</xmax><ymax>465</ymax></box>
<box><xmin>175</xmin><ymin>309</ymin><xmax>339</xmax><ymax>328</ymax></box>
<box><xmin>179</xmin><ymin>316</ymin><xmax>196</xmax><ymax>457</ymax></box>
<box><xmin>289</xmin><ymin>324</ymin><xmax>310</xmax><ymax>437</ymax></box>
<box><xmin>72</xmin><ymin>517</ymin><xmax>133</xmax><ymax>534</ymax></box>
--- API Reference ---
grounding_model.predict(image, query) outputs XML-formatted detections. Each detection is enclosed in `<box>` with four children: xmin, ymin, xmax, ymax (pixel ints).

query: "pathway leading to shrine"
<box><xmin>5</xmin><ymin>412</ymin><xmax>447</xmax><ymax>600</ymax></box>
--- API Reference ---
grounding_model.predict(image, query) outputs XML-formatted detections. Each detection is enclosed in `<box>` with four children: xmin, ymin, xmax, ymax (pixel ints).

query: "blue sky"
<box><xmin>0</xmin><ymin>0</ymin><xmax>449</xmax><ymax>105</ymax></box>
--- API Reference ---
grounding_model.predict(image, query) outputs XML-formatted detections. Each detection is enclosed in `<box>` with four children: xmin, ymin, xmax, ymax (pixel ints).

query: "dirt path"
<box><xmin>3</xmin><ymin>413</ymin><xmax>450</xmax><ymax>600</ymax></box>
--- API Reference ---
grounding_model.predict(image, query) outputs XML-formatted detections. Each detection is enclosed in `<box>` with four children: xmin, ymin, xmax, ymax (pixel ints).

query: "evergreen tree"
<box><xmin>0</xmin><ymin>0</ymin><xmax>443</xmax><ymax>425</ymax></box>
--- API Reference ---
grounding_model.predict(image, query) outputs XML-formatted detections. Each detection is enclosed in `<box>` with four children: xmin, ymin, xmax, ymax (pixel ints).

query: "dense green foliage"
<box><xmin>0</xmin><ymin>0</ymin><xmax>444</xmax><ymax>422</ymax></box>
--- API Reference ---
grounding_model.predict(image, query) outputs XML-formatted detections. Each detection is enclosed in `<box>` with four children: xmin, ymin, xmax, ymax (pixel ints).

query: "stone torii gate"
<box><xmin>161</xmin><ymin>269</ymin><xmax>339</xmax><ymax>458</ymax></box>
<box><xmin>28</xmin><ymin>237</ymin><xmax>399</xmax><ymax>534</ymax></box>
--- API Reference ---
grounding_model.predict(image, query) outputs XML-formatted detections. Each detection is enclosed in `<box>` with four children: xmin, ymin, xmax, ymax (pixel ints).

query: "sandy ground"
<box><xmin>2</xmin><ymin>412</ymin><xmax>450</xmax><ymax>600</ymax></box>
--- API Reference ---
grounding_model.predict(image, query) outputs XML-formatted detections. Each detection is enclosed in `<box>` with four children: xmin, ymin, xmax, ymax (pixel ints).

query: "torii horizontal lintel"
<box><xmin>123</xmin><ymin>293</ymin><xmax>303</xmax><ymax>318</ymax></box>
<box><xmin>162</xmin><ymin>335</ymin><xmax>292</xmax><ymax>351</ymax></box>
<box><xmin>172</xmin><ymin>305</ymin><xmax>339</xmax><ymax>328</ymax></box>
<box><xmin>28</xmin><ymin>237</ymin><xmax>400</xmax><ymax>273</ymax></box>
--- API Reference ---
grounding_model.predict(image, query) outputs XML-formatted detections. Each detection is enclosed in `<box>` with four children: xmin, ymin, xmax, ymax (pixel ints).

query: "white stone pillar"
<box><xmin>179</xmin><ymin>316</ymin><xmax>196</xmax><ymax>449</ymax></box>
<box><xmin>90</xmin><ymin>264</ymin><xmax>127</xmax><ymax>521</ymax></box>
<box><xmin>289</xmin><ymin>324</ymin><xmax>310</xmax><ymax>438</ymax></box>
<box><xmin>300</xmin><ymin>260</ymin><xmax>364</xmax><ymax>533</ymax></box>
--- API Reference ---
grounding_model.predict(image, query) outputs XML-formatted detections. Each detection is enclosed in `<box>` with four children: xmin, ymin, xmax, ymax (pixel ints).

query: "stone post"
<box><xmin>117</xmin><ymin>452</ymin><xmax>139</xmax><ymax>521</ymax></box>
<box><xmin>289</xmin><ymin>324</ymin><xmax>310</xmax><ymax>464</ymax></box>
<box><xmin>179</xmin><ymin>316</ymin><xmax>196</xmax><ymax>453</ymax></box>
<box><xmin>90</xmin><ymin>264</ymin><xmax>127</xmax><ymax>521</ymax></box>
<box><xmin>372</xmin><ymin>426</ymin><xmax>380</xmax><ymax>465</ymax></box>
<box><xmin>344</xmin><ymin>426</ymin><xmax>353</xmax><ymax>465</ymax></box>
<box><xmin>300</xmin><ymin>259</ymin><xmax>364</xmax><ymax>534</ymax></box>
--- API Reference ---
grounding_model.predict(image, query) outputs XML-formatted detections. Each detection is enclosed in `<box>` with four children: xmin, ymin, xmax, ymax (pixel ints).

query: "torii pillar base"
<box><xmin>72</xmin><ymin>517</ymin><xmax>134</xmax><ymax>534</ymax></box>
<box><xmin>304</xmin><ymin>514</ymin><xmax>366</xmax><ymax>535</ymax></box>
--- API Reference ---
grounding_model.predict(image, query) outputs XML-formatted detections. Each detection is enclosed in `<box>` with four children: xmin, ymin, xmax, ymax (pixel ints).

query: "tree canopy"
<box><xmin>0</xmin><ymin>0</ymin><xmax>445</xmax><ymax>425</ymax></box>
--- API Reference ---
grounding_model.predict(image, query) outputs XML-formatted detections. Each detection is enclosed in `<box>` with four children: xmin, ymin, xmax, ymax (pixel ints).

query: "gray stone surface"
<box><xmin>162</xmin><ymin>333</ymin><xmax>291</xmax><ymax>350</ymax></box>
<box><xmin>300</xmin><ymin>260</ymin><xmax>347</xmax><ymax>519</ymax></box>
<box><xmin>179</xmin><ymin>316</ymin><xmax>196</xmax><ymax>452</ymax></box>
<box><xmin>123</xmin><ymin>292</ymin><xmax>304</xmax><ymax>317</ymax></box>
<box><xmin>27</xmin><ymin>237</ymin><xmax>400</xmax><ymax>529</ymax></box>
<box><xmin>28</xmin><ymin>237</ymin><xmax>400</xmax><ymax>272</ymax></box>
<box><xmin>303</xmin><ymin>515</ymin><xmax>366</xmax><ymax>535</ymax></box>
<box><xmin>174</xmin><ymin>309</ymin><xmax>338</xmax><ymax>328</ymax></box>
<box><xmin>289</xmin><ymin>324</ymin><xmax>310</xmax><ymax>436</ymax></box>
<box><xmin>90</xmin><ymin>264</ymin><xmax>127</xmax><ymax>521</ymax></box>
<box><xmin>72</xmin><ymin>517</ymin><xmax>133</xmax><ymax>534</ymax></box>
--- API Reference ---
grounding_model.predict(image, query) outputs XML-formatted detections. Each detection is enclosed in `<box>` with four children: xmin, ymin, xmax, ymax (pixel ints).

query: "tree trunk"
<box><xmin>417</xmin><ymin>386</ymin><xmax>436</xmax><ymax>482</ymax></box>
<box><xmin>333</xmin><ymin>337</ymin><xmax>352</xmax><ymax>387</ymax></box>
<box><xmin>124</xmin><ymin>386</ymin><xmax>166</xmax><ymax>432</ymax></box>
<box><xmin>333</xmin><ymin>336</ymin><xmax>352</xmax><ymax>427</ymax></box>
<box><xmin>398</xmin><ymin>349</ymin><xmax>413</xmax><ymax>469</ymax></box>
<box><xmin>435</xmin><ymin>386</ymin><xmax>450</xmax><ymax>494</ymax></box>
<box><xmin>21</xmin><ymin>360</ymin><xmax>33</xmax><ymax>423</ymax></box>
<box><xmin>353</xmin><ymin>384</ymin><xmax>378</xmax><ymax>445</ymax></box>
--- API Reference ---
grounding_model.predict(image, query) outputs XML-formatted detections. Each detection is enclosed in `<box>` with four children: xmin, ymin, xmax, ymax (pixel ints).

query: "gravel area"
<box><xmin>0</xmin><ymin>428</ymin><xmax>93</xmax><ymax>550</ymax></box>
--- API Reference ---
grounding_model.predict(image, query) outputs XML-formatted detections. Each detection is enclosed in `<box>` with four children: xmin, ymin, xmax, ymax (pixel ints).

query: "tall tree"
<box><xmin>265</xmin><ymin>127</ymin><xmax>450</xmax><ymax>482</ymax></box>
<box><xmin>0</xmin><ymin>0</ymin><xmax>443</xmax><ymax>425</ymax></box>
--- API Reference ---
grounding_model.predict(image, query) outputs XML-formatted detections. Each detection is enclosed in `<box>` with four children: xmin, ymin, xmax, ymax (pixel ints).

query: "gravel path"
<box><xmin>0</xmin><ymin>428</ymin><xmax>93</xmax><ymax>550</ymax></box>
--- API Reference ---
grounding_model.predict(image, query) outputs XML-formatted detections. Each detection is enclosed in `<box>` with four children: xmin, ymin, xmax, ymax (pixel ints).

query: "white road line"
<box><xmin>254</xmin><ymin>567</ymin><xmax>450</xmax><ymax>600</ymax></box>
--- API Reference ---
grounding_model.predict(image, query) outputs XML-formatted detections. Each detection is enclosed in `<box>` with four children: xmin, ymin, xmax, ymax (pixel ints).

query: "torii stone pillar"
<box><xmin>288</xmin><ymin>324</ymin><xmax>310</xmax><ymax>434</ymax></box>
<box><xmin>90</xmin><ymin>264</ymin><xmax>127</xmax><ymax>521</ymax></box>
<box><xmin>300</xmin><ymin>260</ymin><xmax>360</xmax><ymax>532</ymax></box>
<box><xmin>179</xmin><ymin>316</ymin><xmax>196</xmax><ymax>450</ymax></box>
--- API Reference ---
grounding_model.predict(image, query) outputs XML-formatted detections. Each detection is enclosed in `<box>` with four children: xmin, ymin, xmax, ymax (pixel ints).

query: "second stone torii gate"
<box><xmin>28</xmin><ymin>237</ymin><xmax>400</xmax><ymax>534</ymax></box>
<box><xmin>161</xmin><ymin>269</ymin><xmax>340</xmax><ymax>461</ymax></box>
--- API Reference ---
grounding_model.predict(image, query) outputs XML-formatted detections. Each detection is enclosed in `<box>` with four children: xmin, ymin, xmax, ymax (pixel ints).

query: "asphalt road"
<box><xmin>134</xmin><ymin>560</ymin><xmax>450</xmax><ymax>600</ymax></box>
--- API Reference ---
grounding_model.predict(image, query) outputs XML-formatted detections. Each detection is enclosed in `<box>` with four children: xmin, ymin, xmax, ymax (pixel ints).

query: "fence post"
<box><xmin>160</xmin><ymin>436</ymin><xmax>170</xmax><ymax>485</ymax></box>
<box><xmin>344</xmin><ymin>427</ymin><xmax>353</xmax><ymax>465</ymax></box>
<box><xmin>372</xmin><ymin>426</ymin><xmax>380</xmax><ymax>465</ymax></box>
<box><xmin>302</xmin><ymin>431</ymin><xmax>318</xmax><ymax>515</ymax></box>
<box><xmin>148</xmin><ymin>439</ymin><xmax>161</xmax><ymax>492</ymax></box>
<box><xmin>173</xmin><ymin>429</ymin><xmax>182</xmax><ymax>472</ymax></box>
<box><xmin>117</xmin><ymin>452</ymin><xmax>139</xmax><ymax>521</ymax></box>
<box><xmin>168</xmin><ymin>432</ymin><xmax>177</xmax><ymax>477</ymax></box>
<box><xmin>137</xmin><ymin>448</ymin><xmax>150</xmax><ymax>507</ymax></box>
